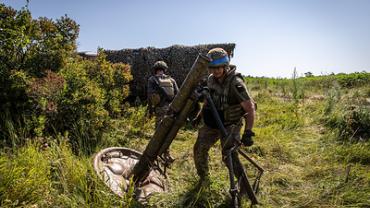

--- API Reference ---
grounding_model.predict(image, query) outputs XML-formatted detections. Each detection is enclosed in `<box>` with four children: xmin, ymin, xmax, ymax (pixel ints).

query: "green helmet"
<box><xmin>207</xmin><ymin>48</ymin><xmax>230</xmax><ymax>67</ymax></box>
<box><xmin>152</xmin><ymin>61</ymin><xmax>168</xmax><ymax>73</ymax></box>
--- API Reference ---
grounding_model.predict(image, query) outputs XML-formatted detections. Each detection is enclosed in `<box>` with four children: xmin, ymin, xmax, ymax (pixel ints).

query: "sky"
<box><xmin>2</xmin><ymin>0</ymin><xmax>370</xmax><ymax>77</ymax></box>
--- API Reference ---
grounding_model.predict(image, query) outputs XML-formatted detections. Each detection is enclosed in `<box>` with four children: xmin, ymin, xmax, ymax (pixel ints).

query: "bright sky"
<box><xmin>3</xmin><ymin>0</ymin><xmax>370</xmax><ymax>77</ymax></box>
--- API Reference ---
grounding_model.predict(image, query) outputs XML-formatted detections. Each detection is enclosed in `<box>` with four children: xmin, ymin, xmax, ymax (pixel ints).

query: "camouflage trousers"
<box><xmin>154</xmin><ymin>104</ymin><xmax>173</xmax><ymax>160</ymax></box>
<box><xmin>193</xmin><ymin>124</ymin><xmax>249</xmax><ymax>193</ymax></box>
<box><xmin>154</xmin><ymin>105</ymin><xmax>169</xmax><ymax>128</ymax></box>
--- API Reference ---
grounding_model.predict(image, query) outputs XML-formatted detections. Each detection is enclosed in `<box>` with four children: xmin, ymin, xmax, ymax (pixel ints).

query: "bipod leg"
<box><xmin>237</xmin><ymin>149</ymin><xmax>264</xmax><ymax>194</ymax></box>
<box><xmin>253</xmin><ymin>171</ymin><xmax>263</xmax><ymax>194</ymax></box>
<box><xmin>224</xmin><ymin>147</ymin><xmax>240</xmax><ymax>208</ymax></box>
<box><xmin>238</xmin><ymin>169</ymin><xmax>258</xmax><ymax>205</ymax></box>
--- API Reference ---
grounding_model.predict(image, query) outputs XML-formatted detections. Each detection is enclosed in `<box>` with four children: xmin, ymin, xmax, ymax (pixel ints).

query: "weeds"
<box><xmin>1</xmin><ymin>73</ymin><xmax>370</xmax><ymax>207</ymax></box>
<box><xmin>323</xmin><ymin>82</ymin><xmax>341</xmax><ymax>115</ymax></box>
<box><xmin>324</xmin><ymin>89</ymin><xmax>370</xmax><ymax>142</ymax></box>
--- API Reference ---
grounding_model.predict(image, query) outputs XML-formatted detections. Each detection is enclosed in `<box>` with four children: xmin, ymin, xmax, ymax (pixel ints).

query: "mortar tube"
<box><xmin>133</xmin><ymin>54</ymin><xmax>209</xmax><ymax>183</ymax></box>
<box><xmin>133</xmin><ymin>116</ymin><xmax>175</xmax><ymax>182</ymax></box>
<box><xmin>158</xmin><ymin>98</ymin><xmax>195</xmax><ymax>155</ymax></box>
<box><xmin>170</xmin><ymin>54</ymin><xmax>209</xmax><ymax>113</ymax></box>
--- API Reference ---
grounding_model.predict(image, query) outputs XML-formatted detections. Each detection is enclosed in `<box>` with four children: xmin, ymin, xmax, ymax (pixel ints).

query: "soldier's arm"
<box><xmin>171</xmin><ymin>78</ymin><xmax>179</xmax><ymax>95</ymax></box>
<box><xmin>232</xmin><ymin>77</ymin><xmax>255</xmax><ymax>130</ymax></box>
<box><xmin>147</xmin><ymin>77</ymin><xmax>156</xmax><ymax>95</ymax></box>
<box><xmin>240</xmin><ymin>100</ymin><xmax>255</xmax><ymax>130</ymax></box>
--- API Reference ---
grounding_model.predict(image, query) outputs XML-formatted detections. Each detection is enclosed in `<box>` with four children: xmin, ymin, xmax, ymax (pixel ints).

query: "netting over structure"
<box><xmin>104</xmin><ymin>43</ymin><xmax>236</xmax><ymax>101</ymax></box>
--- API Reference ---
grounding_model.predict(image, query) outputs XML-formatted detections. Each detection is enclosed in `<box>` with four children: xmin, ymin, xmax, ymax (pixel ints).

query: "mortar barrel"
<box><xmin>170</xmin><ymin>54</ymin><xmax>209</xmax><ymax>113</ymax></box>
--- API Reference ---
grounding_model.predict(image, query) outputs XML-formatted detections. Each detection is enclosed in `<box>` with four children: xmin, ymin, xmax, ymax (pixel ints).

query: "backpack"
<box><xmin>154</xmin><ymin>75</ymin><xmax>175</xmax><ymax>102</ymax></box>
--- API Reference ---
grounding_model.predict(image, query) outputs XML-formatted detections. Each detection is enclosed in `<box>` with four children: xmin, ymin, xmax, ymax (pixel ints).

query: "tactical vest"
<box><xmin>204</xmin><ymin>69</ymin><xmax>245</xmax><ymax>127</ymax></box>
<box><xmin>155</xmin><ymin>75</ymin><xmax>175</xmax><ymax>101</ymax></box>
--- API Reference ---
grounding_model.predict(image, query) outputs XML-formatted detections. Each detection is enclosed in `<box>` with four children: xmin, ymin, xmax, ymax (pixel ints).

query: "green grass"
<box><xmin>0</xmin><ymin>74</ymin><xmax>369</xmax><ymax>207</ymax></box>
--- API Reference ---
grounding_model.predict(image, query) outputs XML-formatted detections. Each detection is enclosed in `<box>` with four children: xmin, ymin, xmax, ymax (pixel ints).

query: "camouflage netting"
<box><xmin>104</xmin><ymin>43</ymin><xmax>236</xmax><ymax>102</ymax></box>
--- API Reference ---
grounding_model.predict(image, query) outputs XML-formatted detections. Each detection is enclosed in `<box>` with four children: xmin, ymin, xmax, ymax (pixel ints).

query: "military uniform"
<box><xmin>193</xmin><ymin>66</ymin><xmax>252</xmax><ymax>193</ymax></box>
<box><xmin>147</xmin><ymin>72</ymin><xmax>179</xmax><ymax>128</ymax></box>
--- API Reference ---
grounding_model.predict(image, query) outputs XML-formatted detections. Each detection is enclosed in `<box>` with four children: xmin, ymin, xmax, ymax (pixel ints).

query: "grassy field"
<box><xmin>0</xmin><ymin>74</ymin><xmax>369</xmax><ymax>208</ymax></box>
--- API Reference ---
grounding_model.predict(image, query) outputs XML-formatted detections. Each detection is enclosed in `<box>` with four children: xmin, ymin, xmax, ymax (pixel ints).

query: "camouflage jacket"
<box><xmin>204</xmin><ymin>65</ymin><xmax>251</xmax><ymax>127</ymax></box>
<box><xmin>147</xmin><ymin>74</ymin><xmax>179</xmax><ymax>106</ymax></box>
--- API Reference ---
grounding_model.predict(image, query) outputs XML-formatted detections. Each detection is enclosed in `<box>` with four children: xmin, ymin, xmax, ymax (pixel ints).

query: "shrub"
<box><xmin>0</xmin><ymin>3</ymin><xmax>79</xmax><ymax>144</ymax></box>
<box><xmin>0</xmin><ymin>4</ymin><xmax>132</xmax><ymax>152</ymax></box>
<box><xmin>327</xmin><ymin>105</ymin><xmax>370</xmax><ymax>142</ymax></box>
<box><xmin>85</xmin><ymin>50</ymin><xmax>132</xmax><ymax>117</ymax></box>
<box><xmin>56</xmin><ymin>60</ymin><xmax>110</xmax><ymax>154</ymax></box>
<box><xmin>324</xmin><ymin>88</ymin><xmax>370</xmax><ymax>142</ymax></box>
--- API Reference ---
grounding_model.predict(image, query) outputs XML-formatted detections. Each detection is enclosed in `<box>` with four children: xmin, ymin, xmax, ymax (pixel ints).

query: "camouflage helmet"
<box><xmin>152</xmin><ymin>61</ymin><xmax>168</xmax><ymax>73</ymax></box>
<box><xmin>207</xmin><ymin>48</ymin><xmax>230</xmax><ymax>67</ymax></box>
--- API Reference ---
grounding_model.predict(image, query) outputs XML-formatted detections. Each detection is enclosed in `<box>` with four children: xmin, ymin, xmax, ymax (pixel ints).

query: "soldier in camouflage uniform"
<box><xmin>193</xmin><ymin>48</ymin><xmax>256</xmax><ymax>195</ymax></box>
<box><xmin>147</xmin><ymin>61</ymin><xmax>179</xmax><ymax>161</ymax></box>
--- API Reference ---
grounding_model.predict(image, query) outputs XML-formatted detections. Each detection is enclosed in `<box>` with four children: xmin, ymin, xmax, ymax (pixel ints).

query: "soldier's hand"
<box><xmin>241</xmin><ymin>129</ymin><xmax>255</xmax><ymax>146</ymax></box>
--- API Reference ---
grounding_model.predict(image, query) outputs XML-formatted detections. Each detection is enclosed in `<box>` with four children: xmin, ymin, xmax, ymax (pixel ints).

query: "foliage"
<box><xmin>27</xmin><ymin>55</ymin><xmax>132</xmax><ymax>154</ymax></box>
<box><xmin>0</xmin><ymin>71</ymin><xmax>369</xmax><ymax>207</ymax></box>
<box><xmin>0</xmin><ymin>141</ymin><xmax>51</xmax><ymax>206</ymax></box>
<box><xmin>0</xmin><ymin>139</ymin><xmax>127</xmax><ymax>207</ymax></box>
<box><xmin>245</xmin><ymin>71</ymin><xmax>370</xmax><ymax>97</ymax></box>
<box><xmin>0</xmin><ymin>4</ymin><xmax>79</xmax><ymax>74</ymax></box>
<box><xmin>302</xmin><ymin>71</ymin><xmax>370</xmax><ymax>89</ymax></box>
<box><xmin>0</xmin><ymin>3</ymin><xmax>79</xmax><ymax>143</ymax></box>
<box><xmin>323</xmin><ymin>82</ymin><xmax>341</xmax><ymax>115</ymax></box>
<box><xmin>86</xmin><ymin>49</ymin><xmax>132</xmax><ymax>117</ymax></box>
<box><xmin>1</xmin><ymin>4</ymin><xmax>369</xmax><ymax>208</ymax></box>
<box><xmin>324</xmin><ymin>88</ymin><xmax>370</xmax><ymax>142</ymax></box>
<box><xmin>326</xmin><ymin>104</ymin><xmax>370</xmax><ymax>142</ymax></box>
<box><xmin>0</xmin><ymin>4</ymin><xmax>132</xmax><ymax>153</ymax></box>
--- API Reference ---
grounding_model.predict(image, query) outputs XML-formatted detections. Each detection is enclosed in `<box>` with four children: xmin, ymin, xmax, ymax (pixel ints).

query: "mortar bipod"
<box><xmin>237</xmin><ymin>148</ymin><xmax>264</xmax><ymax>194</ymax></box>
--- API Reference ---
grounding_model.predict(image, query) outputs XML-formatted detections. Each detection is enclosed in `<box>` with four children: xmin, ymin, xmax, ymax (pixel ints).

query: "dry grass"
<box><xmin>1</xmin><ymin>79</ymin><xmax>369</xmax><ymax>207</ymax></box>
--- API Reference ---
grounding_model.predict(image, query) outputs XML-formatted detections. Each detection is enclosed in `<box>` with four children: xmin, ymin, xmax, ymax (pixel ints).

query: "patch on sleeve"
<box><xmin>232</xmin><ymin>81</ymin><xmax>250</xmax><ymax>102</ymax></box>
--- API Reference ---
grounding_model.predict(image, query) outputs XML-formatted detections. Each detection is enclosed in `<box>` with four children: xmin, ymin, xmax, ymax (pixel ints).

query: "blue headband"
<box><xmin>209</xmin><ymin>56</ymin><xmax>229</xmax><ymax>66</ymax></box>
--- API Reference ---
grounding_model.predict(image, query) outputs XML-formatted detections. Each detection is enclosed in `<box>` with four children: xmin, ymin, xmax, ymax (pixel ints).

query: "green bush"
<box><xmin>327</xmin><ymin>105</ymin><xmax>370</xmax><ymax>141</ymax></box>
<box><xmin>23</xmin><ymin>56</ymin><xmax>132</xmax><ymax>154</ymax></box>
<box><xmin>0</xmin><ymin>4</ymin><xmax>132</xmax><ymax>152</ymax></box>
<box><xmin>0</xmin><ymin>3</ymin><xmax>79</xmax><ymax>144</ymax></box>
<box><xmin>57</xmin><ymin>61</ymin><xmax>109</xmax><ymax>153</ymax></box>
<box><xmin>302</xmin><ymin>72</ymin><xmax>370</xmax><ymax>90</ymax></box>
<box><xmin>324</xmin><ymin>88</ymin><xmax>370</xmax><ymax>142</ymax></box>
<box><xmin>86</xmin><ymin>49</ymin><xmax>132</xmax><ymax>117</ymax></box>
<box><xmin>333</xmin><ymin>142</ymin><xmax>370</xmax><ymax>165</ymax></box>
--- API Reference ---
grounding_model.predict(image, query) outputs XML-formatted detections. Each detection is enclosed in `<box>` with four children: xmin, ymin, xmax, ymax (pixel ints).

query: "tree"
<box><xmin>304</xmin><ymin>71</ymin><xmax>314</xmax><ymax>77</ymax></box>
<box><xmin>0</xmin><ymin>3</ymin><xmax>79</xmax><ymax>142</ymax></box>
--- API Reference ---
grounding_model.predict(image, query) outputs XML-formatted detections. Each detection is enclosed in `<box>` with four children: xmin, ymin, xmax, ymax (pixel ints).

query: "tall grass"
<box><xmin>1</xmin><ymin>72</ymin><xmax>369</xmax><ymax>207</ymax></box>
<box><xmin>0</xmin><ymin>139</ymin><xmax>133</xmax><ymax>207</ymax></box>
<box><xmin>0</xmin><ymin>142</ymin><xmax>51</xmax><ymax>207</ymax></box>
<box><xmin>0</xmin><ymin>111</ymin><xmax>31</xmax><ymax>148</ymax></box>
<box><xmin>323</xmin><ymin>87</ymin><xmax>370</xmax><ymax>142</ymax></box>
<box><xmin>323</xmin><ymin>82</ymin><xmax>341</xmax><ymax>115</ymax></box>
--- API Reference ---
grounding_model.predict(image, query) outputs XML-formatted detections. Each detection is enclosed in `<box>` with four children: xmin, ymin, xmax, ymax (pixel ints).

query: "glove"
<box><xmin>241</xmin><ymin>129</ymin><xmax>255</xmax><ymax>146</ymax></box>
